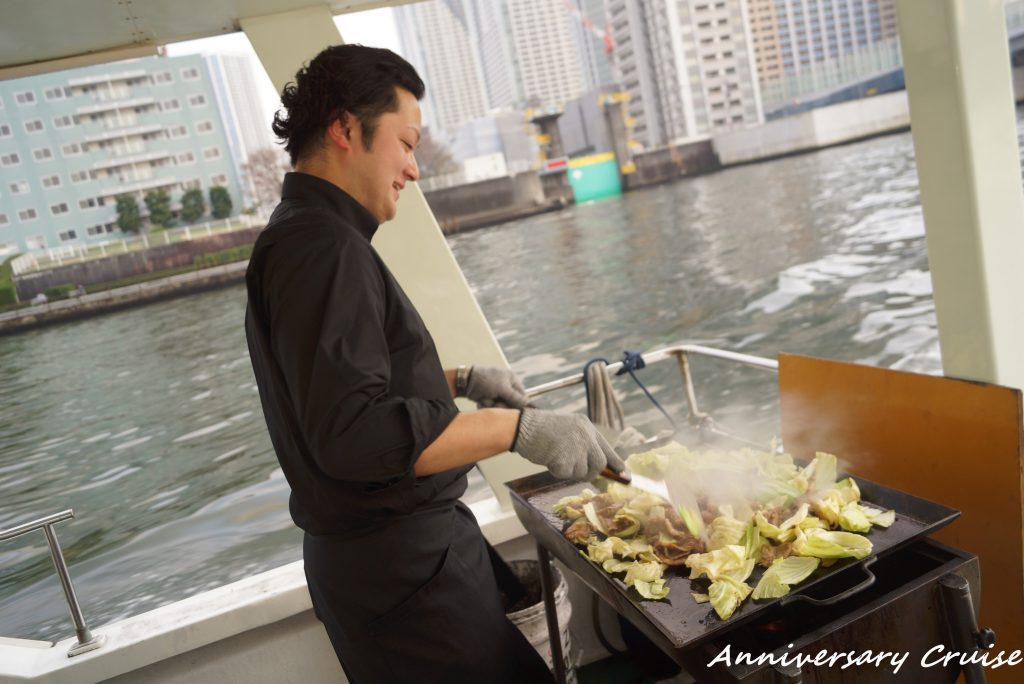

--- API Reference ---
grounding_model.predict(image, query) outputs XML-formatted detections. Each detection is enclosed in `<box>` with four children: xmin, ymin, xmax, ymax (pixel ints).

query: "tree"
<box><xmin>144</xmin><ymin>189</ymin><xmax>172</xmax><ymax>229</ymax></box>
<box><xmin>115</xmin><ymin>194</ymin><xmax>142</xmax><ymax>234</ymax></box>
<box><xmin>209</xmin><ymin>186</ymin><xmax>233</xmax><ymax>219</ymax></box>
<box><xmin>241</xmin><ymin>147</ymin><xmax>290</xmax><ymax>213</ymax></box>
<box><xmin>180</xmin><ymin>188</ymin><xmax>206</xmax><ymax>224</ymax></box>
<box><xmin>415</xmin><ymin>131</ymin><xmax>459</xmax><ymax>179</ymax></box>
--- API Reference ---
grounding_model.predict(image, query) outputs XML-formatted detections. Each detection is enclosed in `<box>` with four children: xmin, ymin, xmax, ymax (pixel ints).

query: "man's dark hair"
<box><xmin>272</xmin><ymin>44</ymin><xmax>425</xmax><ymax>165</ymax></box>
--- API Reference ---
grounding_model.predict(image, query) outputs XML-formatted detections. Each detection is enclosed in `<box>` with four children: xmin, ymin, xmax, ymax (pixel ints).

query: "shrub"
<box><xmin>193</xmin><ymin>244</ymin><xmax>253</xmax><ymax>270</ymax></box>
<box><xmin>44</xmin><ymin>284</ymin><xmax>76</xmax><ymax>300</ymax></box>
<box><xmin>0</xmin><ymin>255</ymin><xmax>20</xmax><ymax>306</ymax></box>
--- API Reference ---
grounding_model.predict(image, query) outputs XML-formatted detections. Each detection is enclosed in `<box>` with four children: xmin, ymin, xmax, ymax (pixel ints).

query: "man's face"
<box><xmin>348</xmin><ymin>87</ymin><xmax>422</xmax><ymax>223</ymax></box>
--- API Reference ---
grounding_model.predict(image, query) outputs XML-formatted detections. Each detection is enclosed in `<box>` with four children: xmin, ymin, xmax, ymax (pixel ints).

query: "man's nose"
<box><xmin>405</xmin><ymin>153</ymin><xmax>420</xmax><ymax>182</ymax></box>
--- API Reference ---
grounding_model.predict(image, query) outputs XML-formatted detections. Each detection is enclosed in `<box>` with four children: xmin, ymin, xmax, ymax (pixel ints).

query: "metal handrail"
<box><xmin>524</xmin><ymin>343</ymin><xmax>779</xmax><ymax>447</ymax></box>
<box><xmin>1</xmin><ymin>509</ymin><xmax>105</xmax><ymax>656</ymax></box>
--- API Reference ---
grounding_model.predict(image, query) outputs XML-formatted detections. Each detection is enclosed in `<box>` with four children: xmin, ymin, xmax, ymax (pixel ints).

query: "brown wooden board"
<box><xmin>778</xmin><ymin>354</ymin><xmax>1024</xmax><ymax>683</ymax></box>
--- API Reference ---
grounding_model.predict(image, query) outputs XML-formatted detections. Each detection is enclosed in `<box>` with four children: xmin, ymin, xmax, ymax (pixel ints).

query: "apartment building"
<box><xmin>0</xmin><ymin>53</ymin><xmax>243</xmax><ymax>255</ymax></box>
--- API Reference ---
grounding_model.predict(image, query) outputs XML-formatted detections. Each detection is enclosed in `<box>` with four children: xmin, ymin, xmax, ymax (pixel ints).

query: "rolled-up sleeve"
<box><xmin>264</xmin><ymin>234</ymin><xmax>457</xmax><ymax>483</ymax></box>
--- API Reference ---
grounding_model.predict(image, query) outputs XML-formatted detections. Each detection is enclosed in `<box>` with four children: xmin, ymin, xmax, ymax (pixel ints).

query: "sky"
<box><xmin>164</xmin><ymin>7</ymin><xmax>403</xmax><ymax>135</ymax></box>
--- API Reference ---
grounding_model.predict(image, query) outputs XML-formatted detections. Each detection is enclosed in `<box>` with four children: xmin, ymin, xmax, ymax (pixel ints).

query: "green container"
<box><xmin>568</xmin><ymin>154</ymin><xmax>622</xmax><ymax>203</ymax></box>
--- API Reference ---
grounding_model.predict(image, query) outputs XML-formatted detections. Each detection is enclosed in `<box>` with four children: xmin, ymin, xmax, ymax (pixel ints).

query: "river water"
<box><xmin>0</xmin><ymin>124</ymin><xmax>982</xmax><ymax>640</ymax></box>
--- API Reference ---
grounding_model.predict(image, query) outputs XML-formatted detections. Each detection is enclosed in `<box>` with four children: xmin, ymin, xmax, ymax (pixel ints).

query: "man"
<box><xmin>245</xmin><ymin>44</ymin><xmax>624</xmax><ymax>683</ymax></box>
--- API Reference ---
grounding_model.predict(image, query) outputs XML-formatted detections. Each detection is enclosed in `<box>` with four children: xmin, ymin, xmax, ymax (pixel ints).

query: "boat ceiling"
<box><xmin>0</xmin><ymin>0</ymin><xmax>413</xmax><ymax>80</ymax></box>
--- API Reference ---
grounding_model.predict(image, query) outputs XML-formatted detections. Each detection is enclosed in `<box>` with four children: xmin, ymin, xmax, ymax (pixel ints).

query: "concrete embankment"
<box><xmin>712</xmin><ymin>91</ymin><xmax>910</xmax><ymax>166</ymax></box>
<box><xmin>0</xmin><ymin>261</ymin><xmax>248</xmax><ymax>336</ymax></box>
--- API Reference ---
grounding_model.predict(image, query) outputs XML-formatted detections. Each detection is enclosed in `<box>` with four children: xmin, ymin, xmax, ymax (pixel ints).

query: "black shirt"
<box><xmin>245</xmin><ymin>172</ymin><xmax>464</xmax><ymax>537</ymax></box>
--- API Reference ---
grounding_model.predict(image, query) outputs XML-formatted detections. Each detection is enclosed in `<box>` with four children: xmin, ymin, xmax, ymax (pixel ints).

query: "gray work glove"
<box><xmin>460</xmin><ymin>365</ymin><xmax>529</xmax><ymax>409</ymax></box>
<box><xmin>512</xmin><ymin>408</ymin><xmax>627</xmax><ymax>481</ymax></box>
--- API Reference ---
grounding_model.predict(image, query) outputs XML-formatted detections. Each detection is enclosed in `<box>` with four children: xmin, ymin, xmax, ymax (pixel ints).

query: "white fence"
<box><xmin>10</xmin><ymin>213</ymin><xmax>268</xmax><ymax>277</ymax></box>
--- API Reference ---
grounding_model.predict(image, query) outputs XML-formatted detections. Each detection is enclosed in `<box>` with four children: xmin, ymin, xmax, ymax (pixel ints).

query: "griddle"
<box><xmin>507</xmin><ymin>468</ymin><xmax>959</xmax><ymax>651</ymax></box>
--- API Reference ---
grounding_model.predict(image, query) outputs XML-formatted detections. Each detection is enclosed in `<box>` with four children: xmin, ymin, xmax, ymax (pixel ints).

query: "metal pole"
<box><xmin>42</xmin><ymin>524</ymin><xmax>93</xmax><ymax>645</ymax></box>
<box><xmin>1</xmin><ymin>511</ymin><xmax>105</xmax><ymax>656</ymax></box>
<box><xmin>536</xmin><ymin>544</ymin><xmax>567</xmax><ymax>684</ymax></box>
<box><xmin>939</xmin><ymin>573</ymin><xmax>990</xmax><ymax>684</ymax></box>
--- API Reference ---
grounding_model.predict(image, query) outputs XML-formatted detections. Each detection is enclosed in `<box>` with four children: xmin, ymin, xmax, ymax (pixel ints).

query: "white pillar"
<box><xmin>897</xmin><ymin>0</ymin><xmax>1024</xmax><ymax>390</ymax></box>
<box><xmin>242</xmin><ymin>5</ymin><xmax>542</xmax><ymax>508</ymax></box>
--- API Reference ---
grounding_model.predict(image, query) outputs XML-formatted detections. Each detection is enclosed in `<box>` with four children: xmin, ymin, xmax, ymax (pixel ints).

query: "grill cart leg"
<box><xmin>939</xmin><ymin>573</ymin><xmax>993</xmax><ymax>684</ymax></box>
<box><xmin>537</xmin><ymin>543</ymin><xmax>568</xmax><ymax>684</ymax></box>
<box><xmin>771</xmin><ymin>663</ymin><xmax>803</xmax><ymax>683</ymax></box>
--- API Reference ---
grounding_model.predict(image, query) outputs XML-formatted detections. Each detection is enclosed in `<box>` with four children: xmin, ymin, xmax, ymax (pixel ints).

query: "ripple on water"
<box><xmin>113</xmin><ymin>435</ymin><xmax>153</xmax><ymax>451</ymax></box>
<box><xmin>173</xmin><ymin>421</ymin><xmax>233</xmax><ymax>443</ymax></box>
<box><xmin>82</xmin><ymin>432</ymin><xmax>111</xmax><ymax>444</ymax></box>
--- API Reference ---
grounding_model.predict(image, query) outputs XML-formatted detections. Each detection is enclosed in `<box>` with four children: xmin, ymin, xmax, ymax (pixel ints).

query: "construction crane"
<box><xmin>562</xmin><ymin>0</ymin><xmax>616</xmax><ymax>54</ymax></box>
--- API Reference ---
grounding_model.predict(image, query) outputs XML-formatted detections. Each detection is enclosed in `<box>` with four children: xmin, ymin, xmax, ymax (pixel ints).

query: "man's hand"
<box><xmin>511</xmin><ymin>409</ymin><xmax>626</xmax><ymax>481</ymax></box>
<box><xmin>458</xmin><ymin>366</ymin><xmax>529</xmax><ymax>409</ymax></box>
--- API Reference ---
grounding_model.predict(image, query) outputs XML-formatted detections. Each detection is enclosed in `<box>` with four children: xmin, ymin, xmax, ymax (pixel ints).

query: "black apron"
<box><xmin>303</xmin><ymin>500</ymin><xmax>554</xmax><ymax>684</ymax></box>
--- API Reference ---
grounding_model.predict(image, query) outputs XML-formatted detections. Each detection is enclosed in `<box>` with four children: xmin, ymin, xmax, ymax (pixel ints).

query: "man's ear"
<box><xmin>326</xmin><ymin>114</ymin><xmax>356</xmax><ymax>152</ymax></box>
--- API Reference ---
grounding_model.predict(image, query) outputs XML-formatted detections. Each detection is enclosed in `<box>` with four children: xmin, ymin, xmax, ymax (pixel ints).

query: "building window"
<box><xmin>33</xmin><ymin>147</ymin><xmax>53</xmax><ymax>162</ymax></box>
<box><xmin>210</xmin><ymin>174</ymin><xmax>227</xmax><ymax>186</ymax></box>
<box><xmin>59</xmin><ymin>230</ymin><xmax>78</xmax><ymax>242</ymax></box>
<box><xmin>182</xmin><ymin>178</ymin><xmax>202</xmax><ymax>191</ymax></box>
<box><xmin>162</xmin><ymin>98</ymin><xmax>181</xmax><ymax>112</ymax></box>
<box><xmin>188</xmin><ymin>93</ymin><xmax>207</xmax><ymax>107</ymax></box>
<box><xmin>0</xmin><ymin>124</ymin><xmax>11</xmax><ymax>138</ymax></box>
<box><xmin>86</xmin><ymin>224</ymin><xmax>104</xmax><ymax>236</ymax></box>
<box><xmin>53</xmin><ymin>115</ymin><xmax>77</xmax><ymax>128</ymax></box>
<box><xmin>41</xmin><ymin>174</ymin><xmax>61</xmax><ymax>188</ymax></box>
<box><xmin>15</xmin><ymin>91</ymin><xmax>36</xmax><ymax>105</ymax></box>
<box><xmin>18</xmin><ymin>208</ymin><xmax>38</xmax><ymax>222</ymax></box>
<box><xmin>9</xmin><ymin>180</ymin><xmax>29</xmax><ymax>194</ymax></box>
<box><xmin>152</xmin><ymin>71</ymin><xmax>173</xmax><ymax>85</ymax></box>
<box><xmin>1</xmin><ymin>153</ymin><xmax>20</xmax><ymax>167</ymax></box>
<box><xmin>202</xmin><ymin>146</ymin><xmax>221</xmax><ymax>160</ymax></box>
<box><xmin>51</xmin><ymin>202</ymin><xmax>70</xmax><ymax>216</ymax></box>
<box><xmin>71</xmin><ymin>170</ymin><xmax>90</xmax><ymax>183</ymax></box>
<box><xmin>44</xmin><ymin>86</ymin><xmax>70</xmax><ymax>101</ymax></box>
<box><xmin>0</xmin><ymin>213</ymin><xmax>8</xmax><ymax>226</ymax></box>
<box><xmin>195</xmin><ymin>120</ymin><xmax>214</xmax><ymax>134</ymax></box>
<box><xmin>181</xmin><ymin>67</ymin><xmax>200</xmax><ymax>80</ymax></box>
<box><xmin>62</xmin><ymin>143</ymin><xmax>83</xmax><ymax>157</ymax></box>
<box><xmin>169</xmin><ymin>125</ymin><xmax>188</xmax><ymax>139</ymax></box>
<box><xmin>24</xmin><ymin>119</ymin><xmax>44</xmax><ymax>133</ymax></box>
<box><xmin>79</xmin><ymin>197</ymin><xmax>102</xmax><ymax>210</ymax></box>
<box><xmin>176</xmin><ymin>151</ymin><xmax>196</xmax><ymax>165</ymax></box>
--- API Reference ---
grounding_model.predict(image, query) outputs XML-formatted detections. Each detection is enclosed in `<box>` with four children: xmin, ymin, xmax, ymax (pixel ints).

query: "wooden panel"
<box><xmin>779</xmin><ymin>354</ymin><xmax>1023</xmax><ymax>681</ymax></box>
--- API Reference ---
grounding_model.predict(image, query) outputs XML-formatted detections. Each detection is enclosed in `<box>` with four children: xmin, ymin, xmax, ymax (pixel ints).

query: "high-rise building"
<box><xmin>395</xmin><ymin>0</ymin><xmax>489</xmax><ymax>134</ymax></box>
<box><xmin>0</xmin><ymin>53</ymin><xmax>245</xmax><ymax>255</ymax></box>
<box><xmin>395</xmin><ymin>0</ymin><xmax>594</xmax><ymax>136</ymax></box>
<box><xmin>566</xmin><ymin>0</ymin><xmax>619</xmax><ymax>93</ymax></box>
<box><xmin>506</xmin><ymin>0</ymin><xmax>588</xmax><ymax>110</ymax></box>
<box><xmin>748</xmin><ymin>0</ymin><xmax>899</xmax><ymax>103</ymax></box>
<box><xmin>203</xmin><ymin>53</ymin><xmax>278</xmax><ymax>208</ymax></box>
<box><xmin>607</xmin><ymin>0</ymin><xmax>764</xmax><ymax>149</ymax></box>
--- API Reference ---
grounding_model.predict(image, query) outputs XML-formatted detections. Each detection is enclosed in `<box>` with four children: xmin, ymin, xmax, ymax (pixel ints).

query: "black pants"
<box><xmin>304</xmin><ymin>502</ymin><xmax>555</xmax><ymax>684</ymax></box>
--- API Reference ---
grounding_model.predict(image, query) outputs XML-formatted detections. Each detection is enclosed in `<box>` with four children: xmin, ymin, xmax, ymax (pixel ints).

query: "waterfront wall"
<box><xmin>713</xmin><ymin>91</ymin><xmax>910</xmax><ymax>166</ymax></box>
<box><xmin>0</xmin><ymin>262</ymin><xmax>248</xmax><ymax>335</ymax></box>
<box><xmin>424</xmin><ymin>171</ymin><xmax>553</xmax><ymax>233</ymax></box>
<box><xmin>15</xmin><ymin>227</ymin><xmax>262</xmax><ymax>300</ymax></box>
<box><xmin>625</xmin><ymin>139</ymin><xmax>719</xmax><ymax>189</ymax></box>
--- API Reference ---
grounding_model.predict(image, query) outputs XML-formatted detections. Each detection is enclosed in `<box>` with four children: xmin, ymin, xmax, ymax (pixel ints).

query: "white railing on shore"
<box><xmin>10</xmin><ymin>213</ymin><xmax>269</xmax><ymax>277</ymax></box>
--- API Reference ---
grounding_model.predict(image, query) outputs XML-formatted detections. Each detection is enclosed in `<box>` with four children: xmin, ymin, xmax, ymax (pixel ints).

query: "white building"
<box><xmin>607</xmin><ymin>0</ymin><xmax>764</xmax><ymax>149</ymax></box>
<box><xmin>394</xmin><ymin>0</ymin><xmax>489</xmax><ymax>134</ymax></box>
<box><xmin>203</xmin><ymin>53</ymin><xmax>279</xmax><ymax>210</ymax></box>
<box><xmin>505</xmin><ymin>0</ymin><xmax>588</xmax><ymax>110</ymax></box>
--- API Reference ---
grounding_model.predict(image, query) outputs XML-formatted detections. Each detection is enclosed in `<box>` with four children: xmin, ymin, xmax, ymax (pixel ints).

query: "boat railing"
<box><xmin>524</xmin><ymin>343</ymin><xmax>779</xmax><ymax>449</ymax></box>
<box><xmin>0</xmin><ymin>509</ymin><xmax>105</xmax><ymax>656</ymax></box>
